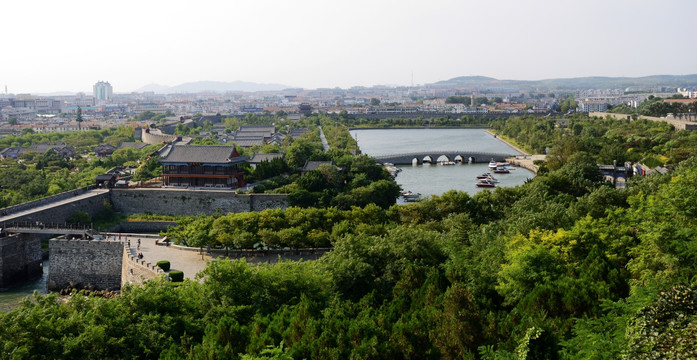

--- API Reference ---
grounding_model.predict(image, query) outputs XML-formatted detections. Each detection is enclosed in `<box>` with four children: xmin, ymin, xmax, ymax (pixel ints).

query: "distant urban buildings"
<box><xmin>93</xmin><ymin>81</ymin><xmax>113</xmax><ymax>102</ymax></box>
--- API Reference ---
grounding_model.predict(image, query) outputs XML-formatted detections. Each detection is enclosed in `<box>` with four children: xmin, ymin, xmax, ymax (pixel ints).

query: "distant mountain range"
<box><xmin>431</xmin><ymin>75</ymin><xmax>697</xmax><ymax>90</ymax></box>
<box><xmin>133</xmin><ymin>80</ymin><xmax>290</xmax><ymax>94</ymax></box>
<box><xmin>25</xmin><ymin>75</ymin><xmax>697</xmax><ymax>96</ymax></box>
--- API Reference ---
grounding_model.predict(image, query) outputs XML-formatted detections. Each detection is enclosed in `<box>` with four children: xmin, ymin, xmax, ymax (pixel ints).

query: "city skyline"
<box><xmin>3</xmin><ymin>0</ymin><xmax>696</xmax><ymax>94</ymax></box>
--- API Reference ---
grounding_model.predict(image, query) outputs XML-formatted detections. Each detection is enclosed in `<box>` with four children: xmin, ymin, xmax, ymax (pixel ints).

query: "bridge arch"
<box><xmin>436</xmin><ymin>155</ymin><xmax>451</xmax><ymax>163</ymax></box>
<box><xmin>454</xmin><ymin>155</ymin><xmax>464</xmax><ymax>163</ymax></box>
<box><xmin>373</xmin><ymin>151</ymin><xmax>513</xmax><ymax>166</ymax></box>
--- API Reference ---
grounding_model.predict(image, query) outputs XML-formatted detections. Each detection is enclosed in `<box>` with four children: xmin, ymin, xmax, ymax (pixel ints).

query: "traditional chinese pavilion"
<box><xmin>159</xmin><ymin>145</ymin><xmax>248</xmax><ymax>188</ymax></box>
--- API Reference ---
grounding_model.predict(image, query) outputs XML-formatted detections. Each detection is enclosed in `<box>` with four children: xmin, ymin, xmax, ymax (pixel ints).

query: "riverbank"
<box><xmin>485</xmin><ymin>129</ymin><xmax>545</xmax><ymax>174</ymax></box>
<box><xmin>483</xmin><ymin>129</ymin><xmax>530</xmax><ymax>156</ymax></box>
<box><xmin>349</xmin><ymin>126</ymin><xmax>491</xmax><ymax>131</ymax></box>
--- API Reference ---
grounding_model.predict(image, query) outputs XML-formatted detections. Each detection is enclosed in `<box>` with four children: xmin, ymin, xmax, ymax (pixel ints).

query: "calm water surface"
<box><xmin>350</xmin><ymin>128</ymin><xmax>534</xmax><ymax>197</ymax></box>
<box><xmin>0</xmin><ymin>260</ymin><xmax>48</xmax><ymax>312</ymax></box>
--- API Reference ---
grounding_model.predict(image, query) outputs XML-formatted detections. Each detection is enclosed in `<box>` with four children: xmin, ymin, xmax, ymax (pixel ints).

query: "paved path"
<box><xmin>120</xmin><ymin>234</ymin><xmax>328</xmax><ymax>280</ymax></box>
<box><xmin>0</xmin><ymin>189</ymin><xmax>110</xmax><ymax>224</ymax></box>
<box><xmin>485</xmin><ymin>129</ymin><xmax>546</xmax><ymax>174</ymax></box>
<box><xmin>124</xmin><ymin>235</ymin><xmax>213</xmax><ymax>280</ymax></box>
<box><xmin>318</xmin><ymin>126</ymin><xmax>330</xmax><ymax>151</ymax></box>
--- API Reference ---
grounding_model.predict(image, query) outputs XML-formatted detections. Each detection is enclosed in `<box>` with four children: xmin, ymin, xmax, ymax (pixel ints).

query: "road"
<box><xmin>318</xmin><ymin>126</ymin><xmax>330</xmax><ymax>151</ymax></box>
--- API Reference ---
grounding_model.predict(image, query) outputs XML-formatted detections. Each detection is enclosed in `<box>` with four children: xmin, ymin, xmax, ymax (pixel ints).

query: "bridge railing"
<box><xmin>0</xmin><ymin>185</ymin><xmax>97</xmax><ymax>217</ymax></box>
<box><xmin>373</xmin><ymin>151</ymin><xmax>514</xmax><ymax>161</ymax></box>
<box><xmin>2</xmin><ymin>221</ymin><xmax>93</xmax><ymax>232</ymax></box>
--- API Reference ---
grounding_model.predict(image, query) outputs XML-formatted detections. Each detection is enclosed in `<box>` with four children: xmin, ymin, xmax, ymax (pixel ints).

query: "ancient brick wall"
<box><xmin>2</xmin><ymin>191</ymin><xmax>110</xmax><ymax>226</ymax></box>
<box><xmin>121</xmin><ymin>246</ymin><xmax>163</xmax><ymax>287</ymax></box>
<box><xmin>110</xmin><ymin>188</ymin><xmax>287</xmax><ymax>216</ymax></box>
<box><xmin>47</xmin><ymin>239</ymin><xmax>123</xmax><ymax>291</ymax></box>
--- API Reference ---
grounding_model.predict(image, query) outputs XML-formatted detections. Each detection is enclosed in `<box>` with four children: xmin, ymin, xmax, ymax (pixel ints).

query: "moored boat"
<box><xmin>493</xmin><ymin>166</ymin><xmax>510</xmax><ymax>174</ymax></box>
<box><xmin>488</xmin><ymin>159</ymin><xmax>497</xmax><ymax>169</ymax></box>
<box><xmin>476</xmin><ymin>172</ymin><xmax>494</xmax><ymax>179</ymax></box>
<box><xmin>401</xmin><ymin>190</ymin><xmax>422</xmax><ymax>202</ymax></box>
<box><xmin>481</xmin><ymin>175</ymin><xmax>498</xmax><ymax>182</ymax></box>
<box><xmin>476</xmin><ymin>179</ymin><xmax>496</xmax><ymax>188</ymax></box>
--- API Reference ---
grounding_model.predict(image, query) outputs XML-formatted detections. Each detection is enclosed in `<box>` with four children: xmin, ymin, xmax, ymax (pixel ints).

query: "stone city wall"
<box><xmin>0</xmin><ymin>233</ymin><xmax>42</xmax><ymax>288</ymax></box>
<box><xmin>1</xmin><ymin>192</ymin><xmax>110</xmax><ymax>226</ymax></box>
<box><xmin>141</xmin><ymin>130</ymin><xmax>177</xmax><ymax>145</ymax></box>
<box><xmin>590</xmin><ymin>112</ymin><xmax>697</xmax><ymax>131</ymax></box>
<box><xmin>48</xmin><ymin>239</ymin><xmax>123</xmax><ymax>291</ymax></box>
<box><xmin>107</xmin><ymin>221</ymin><xmax>177</xmax><ymax>234</ymax></box>
<box><xmin>209</xmin><ymin>248</ymin><xmax>332</xmax><ymax>264</ymax></box>
<box><xmin>110</xmin><ymin>188</ymin><xmax>288</xmax><ymax>216</ymax></box>
<box><xmin>0</xmin><ymin>186</ymin><xmax>96</xmax><ymax>218</ymax></box>
<box><xmin>121</xmin><ymin>246</ymin><xmax>164</xmax><ymax>287</ymax></box>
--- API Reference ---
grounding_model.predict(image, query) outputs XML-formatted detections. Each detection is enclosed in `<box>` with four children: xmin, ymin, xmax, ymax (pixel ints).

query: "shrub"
<box><xmin>156</xmin><ymin>260</ymin><xmax>171</xmax><ymax>272</ymax></box>
<box><xmin>169</xmin><ymin>270</ymin><xmax>184</xmax><ymax>282</ymax></box>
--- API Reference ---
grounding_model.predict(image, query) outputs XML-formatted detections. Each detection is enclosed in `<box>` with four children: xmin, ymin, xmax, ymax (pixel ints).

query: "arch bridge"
<box><xmin>374</xmin><ymin>151</ymin><xmax>514</xmax><ymax>165</ymax></box>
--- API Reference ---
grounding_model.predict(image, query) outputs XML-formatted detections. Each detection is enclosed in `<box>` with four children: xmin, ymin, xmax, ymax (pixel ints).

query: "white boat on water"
<box><xmin>476</xmin><ymin>179</ymin><xmax>496</xmax><ymax>188</ymax></box>
<box><xmin>488</xmin><ymin>159</ymin><xmax>497</xmax><ymax>169</ymax></box>
<box><xmin>481</xmin><ymin>175</ymin><xmax>498</xmax><ymax>182</ymax></box>
<box><xmin>401</xmin><ymin>190</ymin><xmax>421</xmax><ymax>202</ymax></box>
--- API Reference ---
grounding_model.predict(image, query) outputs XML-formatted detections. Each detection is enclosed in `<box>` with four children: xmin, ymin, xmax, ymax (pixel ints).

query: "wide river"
<box><xmin>350</xmin><ymin>128</ymin><xmax>535</xmax><ymax>198</ymax></box>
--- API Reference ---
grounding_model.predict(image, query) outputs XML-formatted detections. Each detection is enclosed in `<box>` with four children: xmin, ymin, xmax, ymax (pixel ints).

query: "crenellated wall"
<box><xmin>140</xmin><ymin>129</ymin><xmax>177</xmax><ymax>145</ymax></box>
<box><xmin>110</xmin><ymin>188</ymin><xmax>288</xmax><ymax>216</ymax></box>
<box><xmin>121</xmin><ymin>246</ymin><xmax>164</xmax><ymax>287</ymax></box>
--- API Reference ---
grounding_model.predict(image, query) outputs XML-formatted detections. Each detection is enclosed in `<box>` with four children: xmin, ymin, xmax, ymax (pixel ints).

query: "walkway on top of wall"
<box><xmin>0</xmin><ymin>189</ymin><xmax>110</xmax><ymax>225</ymax></box>
<box><xmin>123</xmin><ymin>235</ymin><xmax>213</xmax><ymax>280</ymax></box>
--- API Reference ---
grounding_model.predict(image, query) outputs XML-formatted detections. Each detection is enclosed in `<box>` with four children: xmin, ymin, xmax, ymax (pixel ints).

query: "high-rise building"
<box><xmin>93</xmin><ymin>81</ymin><xmax>113</xmax><ymax>102</ymax></box>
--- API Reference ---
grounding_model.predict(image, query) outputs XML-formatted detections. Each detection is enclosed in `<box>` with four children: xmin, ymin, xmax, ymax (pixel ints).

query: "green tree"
<box><xmin>76</xmin><ymin>106</ymin><xmax>83</xmax><ymax>131</ymax></box>
<box><xmin>559</xmin><ymin>96</ymin><xmax>578</xmax><ymax>113</ymax></box>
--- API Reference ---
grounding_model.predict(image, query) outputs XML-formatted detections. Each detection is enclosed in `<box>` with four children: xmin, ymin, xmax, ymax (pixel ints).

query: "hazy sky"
<box><xmin>3</xmin><ymin>0</ymin><xmax>696</xmax><ymax>94</ymax></box>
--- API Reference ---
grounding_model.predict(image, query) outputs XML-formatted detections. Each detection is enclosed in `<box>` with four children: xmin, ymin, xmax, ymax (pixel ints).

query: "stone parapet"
<box><xmin>121</xmin><ymin>246</ymin><xmax>164</xmax><ymax>287</ymax></box>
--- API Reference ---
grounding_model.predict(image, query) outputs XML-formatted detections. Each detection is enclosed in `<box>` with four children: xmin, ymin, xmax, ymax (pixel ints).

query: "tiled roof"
<box><xmin>239</xmin><ymin>125</ymin><xmax>274</xmax><ymax>132</ymax></box>
<box><xmin>159</xmin><ymin>145</ymin><xmax>247</xmax><ymax>164</ymax></box>
<box><xmin>233</xmin><ymin>139</ymin><xmax>265</xmax><ymax>147</ymax></box>
<box><xmin>249</xmin><ymin>153</ymin><xmax>284</xmax><ymax>163</ymax></box>
<box><xmin>301</xmin><ymin>160</ymin><xmax>342</xmax><ymax>172</ymax></box>
<box><xmin>234</xmin><ymin>131</ymin><xmax>271</xmax><ymax>138</ymax></box>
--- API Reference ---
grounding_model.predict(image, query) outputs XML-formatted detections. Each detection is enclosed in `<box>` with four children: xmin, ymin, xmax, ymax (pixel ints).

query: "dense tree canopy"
<box><xmin>3</xmin><ymin>115</ymin><xmax>697</xmax><ymax>358</ymax></box>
